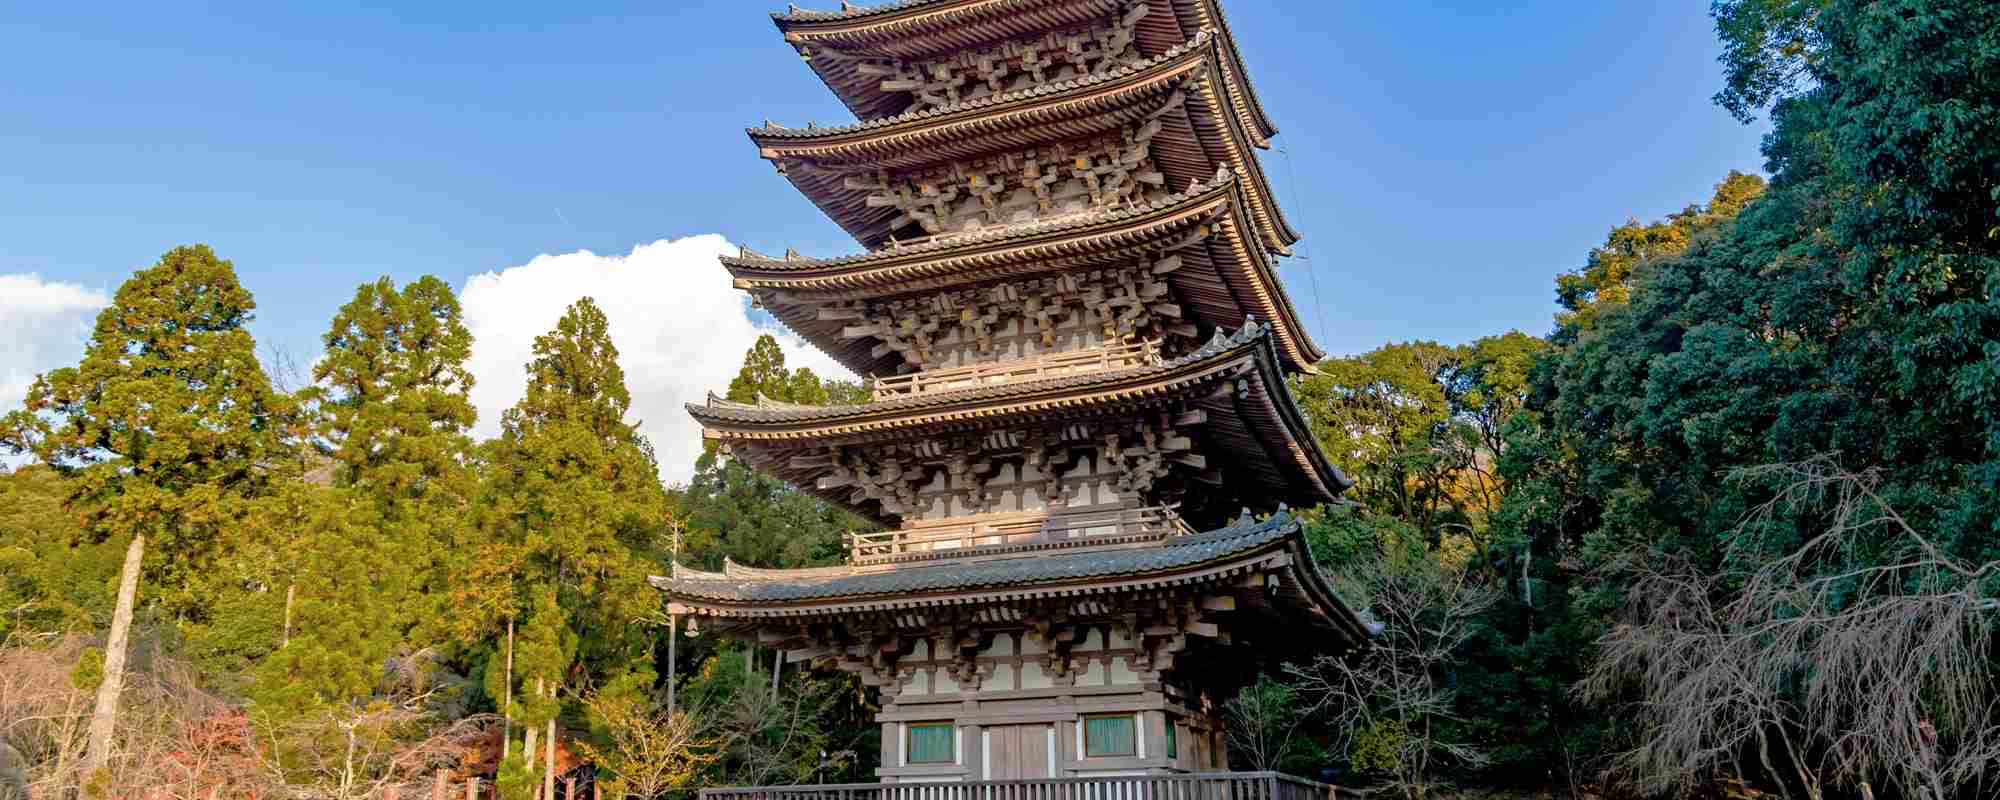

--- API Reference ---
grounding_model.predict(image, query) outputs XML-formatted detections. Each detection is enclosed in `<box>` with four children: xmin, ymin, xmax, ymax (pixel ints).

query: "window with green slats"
<box><xmin>1083</xmin><ymin>714</ymin><xmax>1136</xmax><ymax>758</ymax></box>
<box><xmin>907</xmin><ymin>722</ymin><xmax>954</xmax><ymax>764</ymax></box>
<box><xmin>1166</xmin><ymin>721</ymin><xmax>1178</xmax><ymax>759</ymax></box>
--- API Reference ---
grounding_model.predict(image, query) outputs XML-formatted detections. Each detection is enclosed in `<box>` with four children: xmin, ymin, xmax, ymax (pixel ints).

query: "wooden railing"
<box><xmin>872</xmin><ymin>340</ymin><xmax>1159</xmax><ymax>401</ymax></box>
<box><xmin>846</xmin><ymin>505</ymin><xmax>1190</xmax><ymax>565</ymax></box>
<box><xmin>700</xmin><ymin>772</ymin><xmax>1355</xmax><ymax>800</ymax></box>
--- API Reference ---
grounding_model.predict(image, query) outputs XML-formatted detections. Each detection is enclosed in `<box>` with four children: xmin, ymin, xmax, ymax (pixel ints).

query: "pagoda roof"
<box><xmin>727</xmin><ymin>169</ymin><xmax>1324</xmax><ymax>374</ymax></box>
<box><xmin>747</xmin><ymin>31</ymin><xmax>1299</xmax><ymax>254</ymax></box>
<box><xmin>650</xmin><ymin>509</ymin><xmax>1374</xmax><ymax>646</ymax></box>
<box><xmin>769</xmin><ymin>0</ymin><xmax>1279</xmax><ymax>150</ymax></box>
<box><xmin>689</xmin><ymin>322</ymin><xmax>1352</xmax><ymax>523</ymax></box>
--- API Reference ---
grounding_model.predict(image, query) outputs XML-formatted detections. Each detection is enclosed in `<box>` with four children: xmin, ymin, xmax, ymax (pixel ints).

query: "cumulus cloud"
<box><xmin>459</xmin><ymin>235</ymin><xmax>851</xmax><ymax>485</ymax></box>
<box><xmin>0</xmin><ymin>273</ymin><xmax>109</xmax><ymax>465</ymax></box>
<box><xmin>0</xmin><ymin>274</ymin><xmax>109</xmax><ymax>409</ymax></box>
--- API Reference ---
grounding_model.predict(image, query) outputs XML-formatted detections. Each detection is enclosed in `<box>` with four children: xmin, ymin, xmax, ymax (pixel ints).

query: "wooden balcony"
<box><xmin>701</xmin><ymin>772</ymin><xmax>1355</xmax><ymax>800</ymax></box>
<box><xmin>847</xmin><ymin>505</ymin><xmax>1192</xmax><ymax>565</ymax></box>
<box><xmin>872</xmin><ymin>340</ymin><xmax>1161</xmax><ymax>401</ymax></box>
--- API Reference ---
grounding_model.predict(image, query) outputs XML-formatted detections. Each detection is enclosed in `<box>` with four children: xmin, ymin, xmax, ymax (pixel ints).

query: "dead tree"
<box><xmin>1581</xmin><ymin>458</ymin><xmax>2000</xmax><ymax>800</ymax></box>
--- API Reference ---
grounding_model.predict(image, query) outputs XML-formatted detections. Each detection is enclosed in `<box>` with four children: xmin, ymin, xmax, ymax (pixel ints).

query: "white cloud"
<box><xmin>459</xmin><ymin>235</ymin><xmax>850</xmax><ymax>485</ymax></box>
<box><xmin>0</xmin><ymin>274</ymin><xmax>110</xmax><ymax>466</ymax></box>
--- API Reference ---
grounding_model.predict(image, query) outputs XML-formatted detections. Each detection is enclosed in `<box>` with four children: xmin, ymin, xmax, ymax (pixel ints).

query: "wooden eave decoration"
<box><xmin>724</xmin><ymin>175</ymin><xmax>1324</xmax><ymax>374</ymax></box>
<box><xmin>771</xmin><ymin>0</ymin><xmax>1280</xmax><ymax>148</ymax></box>
<box><xmin>647</xmin><ymin>510</ymin><xmax>1374</xmax><ymax>647</ymax></box>
<box><xmin>687</xmin><ymin>323</ymin><xmax>1350</xmax><ymax>523</ymax></box>
<box><xmin>749</xmin><ymin>30</ymin><xmax>1299</xmax><ymax>255</ymax></box>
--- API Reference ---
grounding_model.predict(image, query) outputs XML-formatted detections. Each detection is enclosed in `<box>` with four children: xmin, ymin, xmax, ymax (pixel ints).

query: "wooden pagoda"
<box><xmin>654</xmin><ymin>0</ymin><xmax>1369</xmax><ymax>786</ymax></box>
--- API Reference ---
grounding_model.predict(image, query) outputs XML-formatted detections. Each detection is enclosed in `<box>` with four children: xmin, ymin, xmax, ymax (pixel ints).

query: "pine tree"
<box><xmin>471</xmin><ymin>298</ymin><xmax>669</xmax><ymax>785</ymax></box>
<box><xmin>305</xmin><ymin>275</ymin><xmax>478</xmax><ymax>640</ymax></box>
<box><xmin>0</xmin><ymin>244</ymin><xmax>287</xmax><ymax>787</ymax></box>
<box><xmin>0</xmin><ymin>243</ymin><xmax>286</xmax><ymax>618</ymax></box>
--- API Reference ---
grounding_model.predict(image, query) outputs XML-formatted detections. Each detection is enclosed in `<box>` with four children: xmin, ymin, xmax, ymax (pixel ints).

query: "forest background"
<box><xmin>2</xmin><ymin>2</ymin><xmax>1997</xmax><ymax>799</ymax></box>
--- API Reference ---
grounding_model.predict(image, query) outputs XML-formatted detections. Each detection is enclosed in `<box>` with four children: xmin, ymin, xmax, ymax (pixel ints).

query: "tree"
<box><xmin>471</xmin><ymin>297</ymin><xmax>670</xmax><ymax>790</ymax></box>
<box><xmin>1288</xmin><ymin>533</ymin><xmax>1499</xmax><ymax>800</ymax></box>
<box><xmin>308</xmin><ymin>274</ymin><xmax>477</xmax><ymax>509</ymax></box>
<box><xmin>576</xmin><ymin>689</ymin><xmax>718</xmax><ymax>800</ymax></box>
<box><xmin>1553</xmin><ymin>171</ymin><xmax>1765</xmax><ymax>340</ymax></box>
<box><xmin>298</xmin><ymin>273</ymin><xmax>478</xmax><ymax>682</ymax></box>
<box><xmin>1582</xmin><ymin>459</ymin><xmax>1999</xmax><ymax>800</ymax></box>
<box><xmin>677</xmin><ymin>335</ymin><xmax>871</xmax><ymax>570</ymax></box>
<box><xmin>0</xmin><ymin>245</ymin><xmax>288</xmax><ymax>792</ymax></box>
<box><xmin>0</xmin><ymin>244</ymin><xmax>288</xmax><ymax>620</ymax></box>
<box><xmin>1222</xmin><ymin>675</ymin><xmax>1318</xmax><ymax>774</ymax></box>
<box><xmin>0</xmin><ymin>465</ymin><xmax>115</xmax><ymax>640</ymax></box>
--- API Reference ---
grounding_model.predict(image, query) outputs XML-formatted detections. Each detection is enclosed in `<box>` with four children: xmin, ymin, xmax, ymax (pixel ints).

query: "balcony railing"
<box><xmin>847</xmin><ymin>505</ymin><xmax>1191</xmax><ymax>565</ymax></box>
<box><xmin>701</xmin><ymin>772</ymin><xmax>1356</xmax><ymax>800</ymax></box>
<box><xmin>872</xmin><ymin>340</ymin><xmax>1160</xmax><ymax>401</ymax></box>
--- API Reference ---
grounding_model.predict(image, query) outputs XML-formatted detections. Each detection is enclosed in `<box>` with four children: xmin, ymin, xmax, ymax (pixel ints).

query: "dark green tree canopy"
<box><xmin>308</xmin><ymin>274</ymin><xmax>477</xmax><ymax>502</ymax></box>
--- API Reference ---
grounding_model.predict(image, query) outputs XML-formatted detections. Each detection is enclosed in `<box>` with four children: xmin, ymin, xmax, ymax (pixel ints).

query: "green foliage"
<box><xmin>0</xmin><ymin>244</ymin><xmax>288</xmax><ymax>622</ymax></box>
<box><xmin>469</xmin><ymin>297</ymin><xmax>668</xmax><ymax>755</ymax></box>
<box><xmin>1291</xmin><ymin>335</ymin><xmax>1545</xmax><ymax>551</ymax></box>
<box><xmin>677</xmin><ymin>335</ymin><xmax>874</xmax><ymax>570</ymax></box>
<box><xmin>69</xmin><ymin>646</ymin><xmax>104</xmax><ymax>692</ymax></box>
<box><xmin>309</xmin><ymin>275</ymin><xmax>478</xmax><ymax>503</ymax></box>
<box><xmin>1349</xmin><ymin>717</ymin><xmax>1411</xmax><ymax>776</ymax></box>
<box><xmin>0</xmin><ymin>465</ymin><xmax>117</xmax><ymax>640</ymax></box>
<box><xmin>1553</xmin><ymin>172</ymin><xmax>1765</xmax><ymax>339</ymax></box>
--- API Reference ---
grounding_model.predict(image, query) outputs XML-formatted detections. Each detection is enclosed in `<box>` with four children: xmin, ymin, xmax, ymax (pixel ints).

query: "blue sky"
<box><xmin>1</xmin><ymin>1</ymin><xmax>1768</xmax><ymax>477</ymax></box>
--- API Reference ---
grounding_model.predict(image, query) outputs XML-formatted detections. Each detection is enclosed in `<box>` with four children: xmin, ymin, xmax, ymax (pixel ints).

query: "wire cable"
<box><xmin>1276</xmin><ymin>142</ymin><xmax>1331</xmax><ymax>355</ymax></box>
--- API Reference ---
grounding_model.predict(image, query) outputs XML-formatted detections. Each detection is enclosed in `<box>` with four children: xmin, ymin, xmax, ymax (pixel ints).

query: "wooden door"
<box><xmin>985</xmin><ymin>724</ymin><xmax>1053</xmax><ymax>779</ymax></box>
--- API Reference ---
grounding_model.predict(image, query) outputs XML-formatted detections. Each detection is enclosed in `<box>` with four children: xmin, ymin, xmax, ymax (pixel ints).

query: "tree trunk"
<box><xmin>82</xmin><ymin>534</ymin><xmax>144</xmax><ymax>783</ymax></box>
<box><xmin>542</xmin><ymin>711</ymin><xmax>556</xmax><ymax>800</ymax></box>
<box><xmin>524</xmin><ymin>677</ymin><xmax>540</xmax><ymax>776</ymax></box>
<box><xmin>282</xmin><ymin>581</ymin><xmax>295</xmax><ymax>648</ymax></box>
<box><xmin>502</xmin><ymin>618</ymin><xmax>514</xmax><ymax>762</ymax></box>
<box><xmin>665</xmin><ymin>614</ymin><xmax>678</xmax><ymax>720</ymax></box>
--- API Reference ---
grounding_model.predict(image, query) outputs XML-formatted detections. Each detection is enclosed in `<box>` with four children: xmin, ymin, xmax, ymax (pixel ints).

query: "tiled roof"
<box><xmin>689</xmin><ymin>320</ymin><xmax>1264</xmax><ymax>425</ymax></box>
<box><xmin>651</xmin><ymin>507</ymin><xmax>1300</xmax><ymax>602</ymax></box>
<box><xmin>771</xmin><ymin>0</ymin><xmax>937</xmax><ymax>22</ymax></box>
<box><xmin>748</xmin><ymin>32</ymin><xmax>1210</xmax><ymax>139</ymax></box>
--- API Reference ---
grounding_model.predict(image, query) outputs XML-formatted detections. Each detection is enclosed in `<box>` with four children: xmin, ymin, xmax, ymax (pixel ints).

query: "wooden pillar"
<box><xmin>467</xmin><ymin>777</ymin><xmax>480</xmax><ymax>800</ymax></box>
<box><xmin>665</xmin><ymin>613</ymin><xmax>679</xmax><ymax>719</ymax></box>
<box><xmin>433</xmin><ymin>768</ymin><xmax>448</xmax><ymax>800</ymax></box>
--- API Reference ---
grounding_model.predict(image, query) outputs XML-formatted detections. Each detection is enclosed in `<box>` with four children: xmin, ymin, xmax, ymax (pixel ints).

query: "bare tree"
<box><xmin>1222</xmin><ymin>674</ymin><xmax>1312</xmax><ymax>772</ymax></box>
<box><xmin>1581</xmin><ymin>457</ymin><xmax>2000</xmax><ymax>800</ymax></box>
<box><xmin>1288</xmin><ymin>551</ymin><xmax>1498</xmax><ymax>800</ymax></box>
<box><xmin>576</xmin><ymin>690</ymin><xmax>717</xmax><ymax>799</ymax></box>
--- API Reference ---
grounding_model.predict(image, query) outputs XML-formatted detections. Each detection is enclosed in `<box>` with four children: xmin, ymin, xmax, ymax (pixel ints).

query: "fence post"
<box><xmin>468</xmin><ymin>777</ymin><xmax>480</xmax><ymax>800</ymax></box>
<box><xmin>566</xmin><ymin>776</ymin><xmax>576</xmax><ymax>800</ymax></box>
<box><xmin>434</xmin><ymin>768</ymin><xmax>449</xmax><ymax>800</ymax></box>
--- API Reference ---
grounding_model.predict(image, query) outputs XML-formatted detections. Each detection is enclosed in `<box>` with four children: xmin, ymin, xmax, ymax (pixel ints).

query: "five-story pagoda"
<box><xmin>654</xmin><ymin>0</ymin><xmax>1368</xmax><ymax>783</ymax></box>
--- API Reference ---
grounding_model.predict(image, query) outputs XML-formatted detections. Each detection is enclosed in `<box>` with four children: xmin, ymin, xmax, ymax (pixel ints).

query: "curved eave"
<box><xmin>648</xmin><ymin>512</ymin><xmax>1371</xmax><ymax>646</ymax></box>
<box><xmin>750</xmin><ymin>32</ymin><xmax>1298</xmax><ymax>255</ymax></box>
<box><xmin>770</xmin><ymin>0</ymin><xmax>1280</xmax><ymax>145</ymax></box>
<box><xmin>724</xmin><ymin>178</ymin><xmax>1325</xmax><ymax>374</ymax></box>
<box><xmin>688</xmin><ymin>325</ymin><xmax>1255</xmax><ymax>441</ymax></box>
<box><xmin>1237</xmin><ymin>323</ymin><xmax>1354</xmax><ymax>500</ymax></box>
<box><xmin>683</xmin><ymin>324</ymin><xmax>1342</xmax><ymax>523</ymax></box>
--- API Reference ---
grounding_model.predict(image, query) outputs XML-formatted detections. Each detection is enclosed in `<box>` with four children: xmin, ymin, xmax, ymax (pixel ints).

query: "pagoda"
<box><xmin>654</xmin><ymin>0</ymin><xmax>1369</xmax><ymax>784</ymax></box>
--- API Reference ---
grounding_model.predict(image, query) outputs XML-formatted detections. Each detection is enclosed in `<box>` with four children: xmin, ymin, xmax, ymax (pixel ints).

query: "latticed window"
<box><xmin>1166</xmin><ymin>721</ymin><xmax>1178</xmax><ymax>759</ymax></box>
<box><xmin>908</xmin><ymin>722</ymin><xmax>955</xmax><ymax>764</ymax></box>
<box><xmin>1083</xmin><ymin>714</ymin><xmax>1136</xmax><ymax>757</ymax></box>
